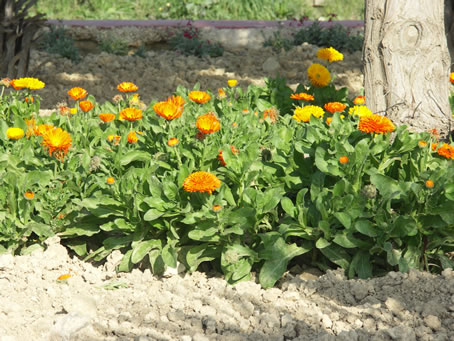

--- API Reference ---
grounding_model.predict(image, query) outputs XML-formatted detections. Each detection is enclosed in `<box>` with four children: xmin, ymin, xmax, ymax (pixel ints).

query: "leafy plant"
<box><xmin>38</xmin><ymin>25</ymin><xmax>81</xmax><ymax>63</ymax></box>
<box><xmin>264</xmin><ymin>31</ymin><xmax>294</xmax><ymax>53</ymax></box>
<box><xmin>169</xmin><ymin>23</ymin><xmax>223</xmax><ymax>58</ymax></box>
<box><xmin>99</xmin><ymin>35</ymin><xmax>129</xmax><ymax>56</ymax></box>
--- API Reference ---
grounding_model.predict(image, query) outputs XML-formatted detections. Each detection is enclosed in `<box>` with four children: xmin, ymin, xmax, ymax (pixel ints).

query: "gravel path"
<box><xmin>1</xmin><ymin>237</ymin><xmax>453</xmax><ymax>340</ymax></box>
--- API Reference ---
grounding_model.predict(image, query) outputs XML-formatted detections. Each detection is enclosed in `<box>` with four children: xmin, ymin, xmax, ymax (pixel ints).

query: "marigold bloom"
<box><xmin>0</xmin><ymin>78</ymin><xmax>11</xmax><ymax>87</ymax></box>
<box><xmin>168</xmin><ymin>138</ymin><xmax>179</xmax><ymax>146</ymax></box>
<box><xmin>25</xmin><ymin>119</ymin><xmax>37</xmax><ymax>137</ymax></box>
<box><xmin>183</xmin><ymin>171</ymin><xmax>221</xmax><ymax>194</ymax></box>
<box><xmin>188</xmin><ymin>90</ymin><xmax>211</xmax><ymax>104</ymax></box>
<box><xmin>119</xmin><ymin>107</ymin><xmax>142</xmax><ymax>121</ymax></box>
<box><xmin>24</xmin><ymin>191</ymin><xmax>34</xmax><ymax>200</ymax></box>
<box><xmin>99</xmin><ymin>113</ymin><xmax>116</xmax><ymax>122</ymax></box>
<box><xmin>450</xmin><ymin>73</ymin><xmax>454</xmax><ymax>84</ymax></box>
<box><xmin>307</xmin><ymin>64</ymin><xmax>331</xmax><ymax>88</ymax></box>
<box><xmin>349</xmin><ymin>105</ymin><xmax>373</xmax><ymax>117</ymax></box>
<box><xmin>106</xmin><ymin>177</ymin><xmax>115</xmax><ymax>185</ymax></box>
<box><xmin>41</xmin><ymin>128</ymin><xmax>72</xmax><ymax>161</ymax></box>
<box><xmin>217</xmin><ymin>88</ymin><xmax>226</xmax><ymax>99</ymax></box>
<box><xmin>324</xmin><ymin>102</ymin><xmax>347</xmax><ymax>113</ymax></box>
<box><xmin>10</xmin><ymin>77</ymin><xmax>45</xmax><ymax>90</ymax></box>
<box><xmin>242</xmin><ymin>108</ymin><xmax>250</xmax><ymax>114</ymax></box>
<box><xmin>425</xmin><ymin>179</ymin><xmax>434</xmax><ymax>188</ymax></box>
<box><xmin>317</xmin><ymin>47</ymin><xmax>344</xmax><ymax>63</ymax></box>
<box><xmin>79</xmin><ymin>100</ymin><xmax>94</xmax><ymax>112</ymax></box>
<box><xmin>326</xmin><ymin>117</ymin><xmax>333</xmax><ymax>125</ymax></box>
<box><xmin>353</xmin><ymin>96</ymin><xmax>366</xmax><ymax>105</ymax></box>
<box><xmin>67</xmin><ymin>87</ymin><xmax>88</xmax><ymax>100</ymax></box>
<box><xmin>293</xmin><ymin>105</ymin><xmax>325</xmax><ymax>122</ymax></box>
<box><xmin>358</xmin><ymin>114</ymin><xmax>395</xmax><ymax>134</ymax></box>
<box><xmin>127</xmin><ymin>131</ymin><xmax>139</xmax><ymax>143</ymax></box>
<box><xmin>196</xmin><ymin>112</ymin><xmax>221</xmax><ymax>134</ymax></box>
<box><xmin>107</xmin><ymin>135</ymin><xmax>121</xmax><ymax>145</ymax></box>
<box><xmin>436</xmin><ymin>143</ymin><xmax>454</xmax><ymax>159</ymax></box>
<box><xmin>290</xmin><ymin>92</ymin><xmax>314</xmax><ymax>101</ymax></box>
<box><xmin>227</xmin><ymin>80</ymin><xmax>237</xmax><ymax>87</ymax></box>
<box><xmin>117</xmin><ymin>81</ymin><xmax>138</xmax><ymax>92</ymax></box>
<box><xmin>339</xmin><ymin>156</ymin><xmax>349</xmax><ymax>164</ymax></box>
<box><xmin>6</xmin><ymin>127</ymin><xmax>25</xmax><ymax>140</ymax></box>
<box><xmin>428</xmin><ymin>128</ymin><xmax>440</xmax><ymax>140</ymax></box>
<box><xmin>213</xmin><ymin>205</ymin><xmax>222</xmax><ymax>212</ymax></box>
<box><xmin>153</xmin><ymin>96</ymin><xmax>184</xmax><ymax>120</ymax></box>
<box><xmin>262</xmin><ymin>107</ymin><xmax>279</xmax><ymax>123</ymax></box>
<box><xmin>218</xmin><ymin>145</ymin><xmax>239</xmax><ymax>166</ymax></box>
<box><xmin>35</xmin><ymin>124</ymin><xmax>55</xmax><ymax>137</ymax></box>
<box><xmin>418</xmin><ymin>140</ymin><xmax>428</xmax><ymax>148</ymax></box>
<box><xmin>25</xmin><ymin>96</ymin><xmax>33</xmax><ymax>103</ymax></box>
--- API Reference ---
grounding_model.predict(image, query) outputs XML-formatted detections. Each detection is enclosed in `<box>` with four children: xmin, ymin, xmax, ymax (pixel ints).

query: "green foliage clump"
<box><xmin>293</xmin><ymin>21</ymin><xmax>363</xmax><ymax>53</ymax></box>
<box><xmin>263</xmin><ymin>31</ymin><xmax>294</xmax><ymax>53</ymax></box>
<box><xmin>169</xmin><ymin>24</ymin><xmax>223</xmax><ymax>58</ymax></box>
<box><xmin>38</xmin><ymin>25</ymin><xmax>81</xmax><ymax>63</ymax></box>
<box><xmin>99</xmin><ymin>35</ymin><xmax>129</xmax><ymax>56</ymax></box>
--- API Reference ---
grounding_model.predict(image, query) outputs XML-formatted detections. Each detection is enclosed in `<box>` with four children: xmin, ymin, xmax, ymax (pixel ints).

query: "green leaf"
<box><xmin>58</xmin><ymin>224</ymin><xmax>100</xmax><ymax>237</ymax></box>
<box><xmin>103</xmin><ymin>235</ymin><xmax>133</xmax><ymax>250</ymax></box>
<box><xmin>258</xmin><ymin>237</ymin><xmax>306</xmax><ymax>288</ymax></box>
<box><xmin>120</xmin><ymin>150</ymin><xmax>150</xmax><ymax>166</ymax></box>
<box><xmin>162</xmin><ymin>243</ymin><xmax>177</xmax><ymax>268</ymax></box>
<box><xmin>117</xmin><ymin>250</ymin><xmax>133</xmax><ymax>272</ymax></box>
<box><xmin>28</xmin><ymin>222</ymin><xmax>53</xmax><ymax>238</ymax></box>
<box><xmin>354</xmin><ymin>220</ymin><xmax>378</xmax><ymax>237</ymax></box>
<box><xmin>445</xmin><ymin>183</ymin><xmax>454</xmax><ymax>201</ymax></box>
<box><xmin>65</xmin><ymin>240</ymin><xmax>87</xmax><ymax>257</ymax></box>
<box><xmin>148</xmin><ymin>249</ymin><xmax>165</xmax><ymax>275</ymax></box>
<box><xmin>334</xmin><ymin>212</ymin><xmax>351</xmax><ymax>229</ymax></box>
<box><xmin>319</xmin><ymin>244</ymin><xmax>351</xmax><ymax>269</ymax></box>
<box><xmin>222</xmin><ymin>185</ymin><xmax>236</xmax><ymax>206</ymax></box>
<box><xmin>143</xmin><ymin>209</ymin><xmax>164</xmax><ymax>221</ymax></box>
<box><xmin>280</xmin><ymin>197</ymin><xmax>295</xmax><ymax>218</ymax></box>
<box><xmin>333</xmin><ymin>232</ymin><xmax>358</xmax><ymax>248</ymax></box>
<box><xmin>163</xmin><ymin>181</ymin><xmax>179</xmax><ymax>201</ymax></box>
<box><xmin>188</xmin><ymin>225</ymin><xmax>220</xmax><ymax>242</ymax></box>
<box><xmin>348</xmin><ymin>250</ymin><xmax>372</xmax><ymax>279</ymax></box>
<box><xmin>316</xmin><ymin>238</ymin><xmax>330</xmax><ymax>249</ymax></box>
<box><xmin>370</xmin><ymin>173</ymin><xmax>401</xmax><ymax>199</ymax></box>
<box><xmin>383</xmin><ymin>242</ymin><xmax>401</xmax><ymax>266</ymax></box>
<box><xmin>186</xmin><ymin>244</ymin><xmax>219</xmax><ymax>272</ymax></box>
<box><xmin>131</xmin><ymin>240</ymin><xmax>160</xmax><ymax>264</ymax></box>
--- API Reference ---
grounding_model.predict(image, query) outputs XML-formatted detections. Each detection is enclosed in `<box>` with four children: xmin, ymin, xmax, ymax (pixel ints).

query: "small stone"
<box><xmin>180</xmin><ymin>336</ymin><xmax>192</xmax><ymax>341</ymax></box>
<box><xmin>424</xmin><ymin>315</ymin><xmax>441</xmax><ymax>330</ymax></box>
<box><xmin>262</xmin><ymin>56</ymin><xmax>280</xmax><ymax>73</ymax></box>
<box><xmin>351</xmin><ymin>282</ymin><xmax>369</xmax><ymax>301</ymax></box>
<box><xmin>385</xmin><ymin>297</ymin><xmax>404</xmax><ymax>313</ymax></box>
<box><xmin>386</xmin><ymin>325</ymin><xmax>416</xmax><ymax>340</ymax></box>
<box><xmin>192</xmin><ymin>333</ymin><xmax>210</xmax><ymax>341</ymax></box>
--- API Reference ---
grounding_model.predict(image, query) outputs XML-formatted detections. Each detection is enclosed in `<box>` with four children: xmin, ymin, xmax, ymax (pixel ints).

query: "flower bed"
<box><xmin>1</xmin><ymin>46</ymin><xmax>454</xmax><ymax>288</ymax></box>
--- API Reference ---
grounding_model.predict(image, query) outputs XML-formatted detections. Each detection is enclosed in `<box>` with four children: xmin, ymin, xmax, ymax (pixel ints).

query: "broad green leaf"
<box><xmin>445</xmin><ymin>183</ymin><xmax>454</xmax><ymax>201</ymax></box>
<box><xmin>222</xmin><ymin>185</ymin><xmax>236</xmax><ymax>206</ymax></box>
<box><xmin>383</xmin><ymin>242</ymin><xmax>400</xmax><ymax>266</ymax></box>
<box><xmin>143</xmin><ymin>209</ymin><xmax>164</xmax><ymax>221</ymax></box>
<box><xmin>28</xmin><ymin>222</ymin><xmax>53</xmax><ymax>238</ymax></box>
<box><xmin>186</xmin><ymin>244</ymin><xmax>219</xmax><ymax>272</ymax></box>
<box><xmin>117</xmin><ymin>250</ymin><xmax>133</xmax><ymax>272</ymax></box>
<box><xmin>334</xmin><ymin>212</ymin><xmax>351</xmax><ymax>229</ymax></box>
<box><xmin>131</xmin><ymin>240</ymin><xmax>160</xmax><ymax>264</ymax></box>
<box><xmin>163</xmin><ymin>181</ymin><xmax>179</xmax><ymax>201</ymax></box>
<box><xmin>188</xmin><ymin>226</ymin><xmax>220</xmax><ymax>242</ymax></box>
<box><xmin>316</xmin><ymin>238</ymin><xmax>331</xmax><ymax>249</ymax></box>
<box><xmin>280</xmin><ymin>197</ymin><xmax>295</xmax><ymax>218</ymax></box>
<box><xmin>319</xmin><ymin>244</ymin><xmax>351</xmax><ymax>269</ymax></box>
<box><xmin>148</xmin><ymin>249</ymin><xmax>165</xmax><ymax>275</ymax></box>
<box><xmin>333</xmin><ymin>232</ymin><xmax>358</xmax><ymax>248</ymax></box>
<box><xmin>103</xmin><ymin>235</ymin><xmax>133</xmax><ymax>250</ymax></box>
<box><xmin>120</xmin><ymin>151</ymin><xmax>150</xmax><ymax>166</ymax></box>
<box><xmin>162</xmin><ymin>243</ymin><xmax>177</xmax><ymax>268</ymax></box>
<box><xmin>58</xmin><ymin>224</ymin><xmax>100</xmax><ymax>237</ymax></box>
<box><xmin>354</xmin><ymin>220</ymin><xmax>378</xmax><ymax>237</ymax></box>
<box><xmin>348</xmin><ymin>250</ymin><xmax>372</xmax><ymax>279</ymax></box>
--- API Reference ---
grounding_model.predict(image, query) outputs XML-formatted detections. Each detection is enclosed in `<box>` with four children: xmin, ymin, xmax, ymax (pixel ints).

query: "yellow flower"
<box><xmin>339</xmin><ymin>156</ymin><xmax>349</xmax><ymax>164</ymax></box>
<box><xmin>99</xmin><ymin>113</ymin><xmax>116</xmax><ymax>122</ymax></box>
<box><xmin>117</xmin><ymin>81</ymin><xmax>138</xmax><ymax>92</ymax></box>
<box><xmin>6</xmin><ymin>127</ymin><xmax>25</xmax><ymax>140</ymax></box>
<box><xmin>153</xmin><ymin>96</ymin><xmax>184</xmax><ymax>120</ymax></box>
<box><xmin>168</xmin><ymin>138</ymin><xmax>179</xmax><ymax>146</ymax></box>
<box><xmin>227</xmin><ymin>80</ymin><xmax>237</xmax><ymax>87</ymax></box>
<box><xmin>425</xmin><ymin>179</ymin><xmax>434</xmax><ymax>188</ymax></box>
<box><xmin>10</xmin><ymin>77</ymin><xmax>45</xmax><ymax>90</ymax></box>
<box><xmin>70</xmin><ymin>107</ymin><xmax>77</xmax><ymax>114</ymax></box>
<box><xmin>349</xmin><ymin>105</ymin><xmax>373</xmax><ymax>117</ymax></box>
<box><xmin>307</xmin><ymin>64</ymin><xmax>331</xmax><ymax>87</ymax></box>
<box><xmin>418</xmin><ymin>140</ymin><xmax>427</xmax><ymax>148</ymax></box>
<box><xmin>67</xmin><ymin>87</ymin><xmax>88</xmax><ymax>100</ymax></box>
<box><xmin>317</xmin><ymin>47</ymin><xmax>344</xmax><ymax>63</ymax></box>
<box><xmin>188</xmin><ymin>90</ymin><xmax>211</xmax><ymax>104</ymax></box>
<box><xmin>119</xmin><ymin>108</ymin><xmax>143</xmax><ymax>121</ymax></box>
<box><xmin>183</xmin><ymin>171</ymin><xmax>221</xmax><ymax>194</ymax></box>
<box><xmin>127</xmin><ymin>131</ymin><xmax>139</xmax><ymax>143</ymax></box>
<box><xmin>212</xmin><ymin>205</ymin><xmax>222</xmax><ymax>212</ymax></box>
<box><xmin>41</xmin><ymin>128</ymin><xmax>72</xmax><ymax>162</ymax></box>
<box><xmin>107</xmin><ymin>135</ymin><xmax>121</xmax><ymax>145</ymax></box>
<box><xmin>353</xmin><ymin>96</ymin><xmax>365</xmax><ymax>105</ymax></box>
<box><xmin>293</xmin><ymin>105</ymin><xmax>325</xmax><ymax>122</ymax></box>
<box><xmin>450</xmin><ymin>73</ymin><xmax>454</xmax><ymax>84</ymax></box>
<box><xmin>196</xmin><ymin>112</ymin><xmax>221</xmax><ymax>134</ymax></box>
<box><xmin>106</xmin><ymin>177</ymin><xmax>115</xmax><ymax>185</ymax></box>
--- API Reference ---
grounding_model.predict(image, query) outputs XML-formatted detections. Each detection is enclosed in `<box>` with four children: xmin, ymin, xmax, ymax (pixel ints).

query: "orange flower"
<box><xmin>428</xmin><ymin>128</ymin><xmax>440</xmax><ymax>140</ymax></box>
<box><xmin>358</xmin><ymin>114</ymin><xmax>395</xmax><ymax>134</ymax></box>
<box><xmin>107</xmin><ymin>135</ymin><xmax>121</xmax><ymax>145</ymax></box>
<box><xmin>119</xmin><ymin>107</ymin><xmax>142</xmax><ymax>121</ymax></box>
<box><xmin>218</xmin><ymin>88</ymin><xmax>226</xmax><ymax>99</ymax></box>
<box><xmin>79</xmin><ymin>100</ymin><xmax>94</xmax><ymax>112</ymax></box>
<box><xmin>41</xmin><ymin>128</ymin><xmax>72</xmax><ymax>162</ymax></box>
<box><xmin>117</xmin><ymin>81</ymin><xmax>138</xmax><ymax>92</ymax></box>
<box><xmin>106</xmin><ymin>177</ymin><xmax>115</xmax><ymax>185</ymax></box>
<box><xmin>218</xmin><ymin>145</ymin><xmax>239</xmax><ymax>166</ymax></box>
<box><xmin>450</xmin><ymin>73</ymin><xmax>454</xmax><ymax>84</ymax></box>
<box><xmin>425</xmin><ymin>179</ymin><xmax>434</xmax><ymax>188</ymax></box>
<box><xmin>25</xmin><ymin>96</ymin><xmax>33</xmax><ymax>103</ymax></box>
<box><xmin>242</xmin><ymin>108</ymin><xmax>250</xmax><ymax>114</ymax></box>
<box><xmin>213</xmin><ymin>205</ymin><xmax>222</xmax><ymax>212</ymax></box>
<box><xmin>326</xmin><ymin>117</ymin><xmax>333</xmax><ymax>125</ymax></box>
<box><xmin>99</xmin><ymin>113</ymin><xmax>116</xmax><ymax>122</ymax></box>
<box><xmin>35</xmin><ymin>124</ymin><xmax>55</xmax><ymax>137</ymax></box>
<box><xmin>24</xmin><ymin>191</ymin><xmax>35</xmax><ymax>200</ymax></box>
<box><xmin>339</xmin><ymin>156</ymin><xmax>349</xmax><ymax>164</ymax></box>
<box><xmin>262</xmin><ymin>108</ymin><xmax>279</xmax><ymax>123</ymax></box>
<box><xmin>128</xmin><ymin>131</ymin><xmax>139</xmax><ymax>143</ymax></box>
<box><xmin>290</xmin><ymin>92</ymin><xmax>314</xmax><ymax>101</ymax></box>
<box><xmin>183</xmin><ymin>171</ymin><xmax>221</xmax><ymax>194</ymax></box>
<box><xmin>324</xmin><ymin>102</ymin><xmax>347</xmax><ymax>113</ymax></box>
<box><xmin>353</xmin><ymin>96</ymin><xmax>366</xmax><ymax>105</ymax></box>
<box><xmin>168</xmin><ymin>138</ymin><xmax>179</xmax><ymax>146</ymax></box>
<box><xmin>67</xmin><ymin>87</ymin><xmax>88</xmax><ymax>100</ymax></box>
<box><xmin>153</xmin><ymin>96</ymin><xmax>184</xmax><ymax>120</ymax></box>
<box><xmin>196</xmin><ymin>112</ymin><xmax>220</xmax><ymax>134</ymax></box>
<box><xmin>436</xmin><ymin>143</ymin><xmax>454</xmax><ymax>159</ymax></box>
<box><xmin>188</xmin><ymin>90</ymin><xmax>211</xmax><ymax>104</ymax></box>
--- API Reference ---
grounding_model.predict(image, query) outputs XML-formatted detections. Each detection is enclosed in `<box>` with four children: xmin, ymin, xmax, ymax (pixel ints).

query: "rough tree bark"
<box><xmin>363</xmin><ymin>0</ymin><xmax>452</xmax><ymax>137</ymax></box>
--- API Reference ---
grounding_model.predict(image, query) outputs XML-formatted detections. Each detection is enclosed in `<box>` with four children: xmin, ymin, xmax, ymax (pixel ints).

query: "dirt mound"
<box><xmin>1</xmin><ymin>236</ymin><xmax>453</xmax><ymax>340</ymax></box>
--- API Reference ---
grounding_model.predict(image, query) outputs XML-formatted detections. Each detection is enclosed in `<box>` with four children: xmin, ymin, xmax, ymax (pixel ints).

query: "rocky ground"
<box><xmin>2</xmin><ymin>32</ymin><xmax>454</xmax><ymax>341</ymax></box>
<box><xmin>1</xmin><ymin>236</ymin><xmax>453</xmax><ymax>341</ymax></box>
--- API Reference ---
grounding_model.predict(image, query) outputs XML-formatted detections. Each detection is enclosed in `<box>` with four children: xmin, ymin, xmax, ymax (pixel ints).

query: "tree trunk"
<box><xmin>363</xmin><ymin>0</ymin><xmax>452</xmax><ymax>137</ymax></box>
